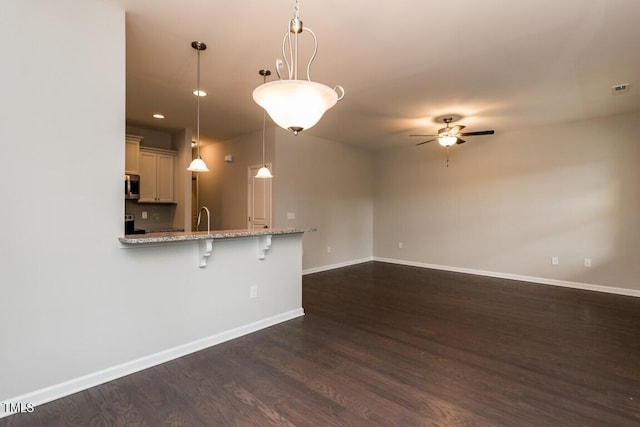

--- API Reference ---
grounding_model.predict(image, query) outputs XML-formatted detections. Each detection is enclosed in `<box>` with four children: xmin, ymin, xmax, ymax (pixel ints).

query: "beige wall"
<box><xmin>197</xmin><ymin>141</ymin><xmax>225</xmax><ymax>229</ymax></box>
<box><xmin>173</xmin><ymin>128</ymin><xmax>193</xmax><ymax>231</ymax></box>
<box><xmin>198</xmin><ymin>127</ymin><xmax>275</xmax><ymax>230</ymax></box>
<box><xmin>196</xmin><ymin>126</ymin><xmax>374</xmax><ymax>271</ymax></box>
<box><xmin>142</xmin><ymin>108</ymin><xmax>640</xmax><ymax>293</ymax></box>
<box><xmin>274</xmin><ymin>128</ymin><xmax>374</xmax><ymax>271</ymax></box>
<box><xmin>373</xmin><ymin>112</ymin><xmax>640</xmax><ymax>290</ymax></box>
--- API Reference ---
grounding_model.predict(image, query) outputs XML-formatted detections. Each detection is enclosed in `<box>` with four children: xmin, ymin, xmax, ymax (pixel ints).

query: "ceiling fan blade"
<box><xmin>410</xmin><ymin>134</ymin><xmax>437</xmax><ymax>137</ymax></box>
<box><xmin>416</xmin><ymin>139</ymin><xmax>435</xmax><ymax>146</ymax></box>
<box><xmin>458</xmin><ymin>130</ymin><xmax>495</xmax><ymax>136</ymax></box>
<box><xmin>450</xmin><ymin>125</ymin><xmax>465</xmax><ymax>134</ymax></box>
<box><xmin>456</xmin><ymin>138</ymin><xmax>466</xmax><ymax>144</ymax></box>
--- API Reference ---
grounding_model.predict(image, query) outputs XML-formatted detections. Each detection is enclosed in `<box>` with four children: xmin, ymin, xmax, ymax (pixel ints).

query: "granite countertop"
<box><xmin>120</xmin><ymin>227</ymin><xmax>315</xmax><ymax>245</ymax></box>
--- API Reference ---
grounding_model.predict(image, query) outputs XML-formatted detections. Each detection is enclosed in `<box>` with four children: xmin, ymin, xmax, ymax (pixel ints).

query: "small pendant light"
<box><xmin>187</xmin><ymin>41</ymin><xmax>209</xmax><ymax>172</ymax></box>
<box><xmin>255</xmin><ymin>69</ymin><xmax>273</xmax><ymax>179</ymax></box>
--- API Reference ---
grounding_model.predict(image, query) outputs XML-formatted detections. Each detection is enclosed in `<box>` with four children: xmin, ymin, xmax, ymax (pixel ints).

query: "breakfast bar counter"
<box><xmin>111</xmin><ymin>226</ymin><xmax>309</xmax><ymax>384</ymax></box>
<box><xmin>119</xmin><ymin>227</ymin><xmax>314</xmax><ymax>268</ymax></box>
<box><xmin>119</xmin><ymin>227</ymin><xmax>313</xmax><ymax>245</ymax></box>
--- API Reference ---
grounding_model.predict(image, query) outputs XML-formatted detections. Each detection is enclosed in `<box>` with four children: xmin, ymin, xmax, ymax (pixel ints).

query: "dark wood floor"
<box><xmin>3</xmin><ymin>261</ymin><xmax>640</xmax><ymax>426</ymax></box>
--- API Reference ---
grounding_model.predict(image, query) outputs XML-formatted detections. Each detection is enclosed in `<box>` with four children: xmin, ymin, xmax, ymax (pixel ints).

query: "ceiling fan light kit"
<box><xmin>410</xmin><ymin>116</ymin><xmax>495</xmax><ymax>166</ymax></box>
<box><xmin>438</xmin><ymin>135</ymin><xmax>458</xmax><ymax>147</ymax></box>
<box><xmin>411</xmin><ymin>116</ymin><xmax>495</xmax><ymax>147</ymax></box>
<box><xmin>252</xmin><ymin>0</ymin><xmax>344</xmax><ymax>135</ymax></box>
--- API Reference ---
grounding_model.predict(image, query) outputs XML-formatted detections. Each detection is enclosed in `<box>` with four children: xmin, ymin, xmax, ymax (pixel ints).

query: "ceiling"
<box><xmin>107</xmin><ymin>0</ymin><xmax>640</xmax><ymax>150</ymax></box>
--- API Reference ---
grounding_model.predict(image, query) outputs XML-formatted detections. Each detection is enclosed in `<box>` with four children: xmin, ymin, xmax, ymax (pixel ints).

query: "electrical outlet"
<box><xmin>287</xmin><ymin>212</ymin><xmax>296</xmax><ymax>220</ymax></box>
<box><xmin>551</xmin><ymin>256</ymin><xmax>559</xmax><ymax>265</ymax></box>
<box><xmin>327</xmin><ymin>246</ymin><xmax>332</xmax><ymax>253</ymax></box>
<box><xmin>584</xmin><ymin>258</ymin><xmax>592</xmax><ymax>267</ymax></box>
<box><xmin>141</xmin><ymin>211</ymin><xmax>148</xmax><ymax>219</ymax></box>
<box><xmin>398</xmin><ymin>242</ymin><xmax>403</xmax><ymax>249</ymax></box>
<box><xmin>249</xmin><ymin>286</ymin><xmax>258</xmax><ymax>299</ymax></box>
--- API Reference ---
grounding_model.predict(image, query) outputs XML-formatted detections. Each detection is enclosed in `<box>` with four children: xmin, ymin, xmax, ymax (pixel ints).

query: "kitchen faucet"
<box><xmin>197</xmin><ymin>206</ymin><xmax>210</xmax><ymax>234</ymax></box>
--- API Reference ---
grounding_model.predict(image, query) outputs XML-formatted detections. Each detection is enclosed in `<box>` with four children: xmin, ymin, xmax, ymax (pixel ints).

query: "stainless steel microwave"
<box><xmin>125</xmin><ymin>174</ymin><xmax>140</xmax><ymax>200</ymax></box>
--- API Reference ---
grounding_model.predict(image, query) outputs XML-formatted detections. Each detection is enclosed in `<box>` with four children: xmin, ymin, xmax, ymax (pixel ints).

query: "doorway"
<box><xmin>247</xmin><ymin>164</ymin><xmax>272</xmax><ymax>229</ymax></box>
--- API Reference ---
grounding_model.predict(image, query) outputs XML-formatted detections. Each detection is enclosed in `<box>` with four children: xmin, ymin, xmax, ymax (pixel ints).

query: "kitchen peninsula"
<box><xmin>109</xmin><ymin>226</ymin><xmax>313</xmax><ymax>395</ymax></box>
<box><xmin>120</xmin><ymin>227</ymin><xmax>313</xmax><ymax>268</ymax></box>
<box><xmin>120</xmin><ymin>227</ymin><xmax>311</xmax><ymax>245</ymax></box>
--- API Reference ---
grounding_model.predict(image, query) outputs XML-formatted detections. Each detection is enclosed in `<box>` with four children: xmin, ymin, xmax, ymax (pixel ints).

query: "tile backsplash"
<box><xmin>125</xmin><ymin>200</ymin><xmax>177</xmax><ymax>232</ymax></box>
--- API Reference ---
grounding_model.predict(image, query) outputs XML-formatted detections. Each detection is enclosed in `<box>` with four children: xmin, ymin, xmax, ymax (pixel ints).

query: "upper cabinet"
<box><xmin>125</xmin><ymin>134</ymin><xmax>142</xmax><ymax>174</ymax></box>
<box><xmin>139</xmin><ymin>147</ymin><xmax>176</xmax><ymax>203</ymax></box>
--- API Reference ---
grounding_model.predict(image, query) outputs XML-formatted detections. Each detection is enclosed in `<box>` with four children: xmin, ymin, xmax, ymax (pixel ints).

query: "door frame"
<box><xmin>247</xmin><ymin>163</ymin><xmax>273</xmax><ymax>229</ymax></box>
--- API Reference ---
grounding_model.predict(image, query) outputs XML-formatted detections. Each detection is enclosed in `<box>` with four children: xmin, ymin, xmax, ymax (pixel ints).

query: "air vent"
<box><xmin>611</xmin><ymin>83</ymin><xmax>630</xmax><ymax>95</ymax></box>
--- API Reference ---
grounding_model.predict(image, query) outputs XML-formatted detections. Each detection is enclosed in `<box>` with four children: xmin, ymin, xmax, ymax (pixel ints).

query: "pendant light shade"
<box><xmin>252</xmin><ymin>0</ymin><xmax>344</xmax><ymax>135</ymax></box>
<box><xmin>253</xmin><ymin>80</ymin><xmax>340</xmax><ymax>135</ymax></box>
<box><xmin>187</xmin><ymin>156</ymin><xmax>209</xmax><ymax>172</ymax></box>
<box><xmin>255</xmin><ymin>166</ymin><xmax>273</xmax><ymax>179</ymax></box>
<box><xmin>187</xmin><ymin>41</ymin><xmax>209</xmax><ymax>172</ymax></box>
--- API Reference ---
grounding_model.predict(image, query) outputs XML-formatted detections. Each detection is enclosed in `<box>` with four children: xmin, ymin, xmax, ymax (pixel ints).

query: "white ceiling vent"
<box><xmin>611</xmin><ymin>83</ymin><xmax>630</xmax><ymax>95</ymax></box>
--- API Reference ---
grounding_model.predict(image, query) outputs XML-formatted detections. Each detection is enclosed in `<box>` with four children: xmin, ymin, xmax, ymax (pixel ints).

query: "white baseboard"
<box><xmin>302</xmin><ymin>257</ymin><xmax>374</xmax><ymax>275</ymax></box>
<box><xmin>374</xmin><ymin>257</ymin><xmax>640</xmax><ymax>298</ymax></box>
<box><xmin>1</xmin><ymin>308</ymin><xmax>304</xmax><ymax>419</ymax></box>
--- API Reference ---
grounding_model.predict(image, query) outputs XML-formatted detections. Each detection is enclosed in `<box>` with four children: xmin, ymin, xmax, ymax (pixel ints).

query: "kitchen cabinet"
<box><xmin>125</xmin><ymin>134</ymin><xmax>142</xmax><ymax>174</ymax></box>
<box><xmin>138</xmin><ymin>147</ymin><xmax>176</xmax><ymax>203</ymax></box>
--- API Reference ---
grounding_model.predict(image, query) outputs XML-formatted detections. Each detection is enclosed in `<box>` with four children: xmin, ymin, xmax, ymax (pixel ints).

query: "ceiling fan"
<box><xmin>411</xmin><ymin>116</ymin><xmax>495</xmax><ymax>147</ymax></box>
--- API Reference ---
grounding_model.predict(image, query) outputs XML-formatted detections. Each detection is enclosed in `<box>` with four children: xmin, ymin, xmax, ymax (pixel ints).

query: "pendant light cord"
<box><xmin>262</xmin><ymin>72</ymin><xmax>267</xmax><ymax>165</ymax></box>
<box><xmin>187</xmin><ymin>41</ymin><xmax>209</xmax><ymax>172</ymax></box>
<box><xmin>262</xmin><ymin>110</ymin><xmax>267</xmax><ymax>165</ymax></box>
<box><xmin>196</xmin><ymin>48</ymin><xmax>201</xmax><ymax>158</ymax></box>
<box><xmin>258</xmin><ymin>70</ymin><xmax>272</xmax><ymax>169</ymax></box>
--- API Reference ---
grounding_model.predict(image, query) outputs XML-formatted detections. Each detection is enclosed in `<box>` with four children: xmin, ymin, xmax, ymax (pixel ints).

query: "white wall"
<box><xmin>274</xmin><ymin>129</ymin><xmax>374</xmax><ymax>271</ymax></box>
<box><xmin>373</xmin><ymin>112</ymin><xmax>640</xmax><ymax>291</ymax></box>
<box><xmin>0</xmin><ymin>0</ymin><xmax>303</xmax><ymax>411</ymax></box>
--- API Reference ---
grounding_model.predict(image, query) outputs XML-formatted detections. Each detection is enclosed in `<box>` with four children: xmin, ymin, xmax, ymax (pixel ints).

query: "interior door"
<box><xmin>248</xmin><ymin>164</ymin><xmax>272</xmax><ymax>229</ymax></box>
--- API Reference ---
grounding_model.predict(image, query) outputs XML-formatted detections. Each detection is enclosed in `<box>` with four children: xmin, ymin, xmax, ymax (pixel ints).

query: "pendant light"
<box><xmin>255</xmin><ymin>69</ymin><xmax>274</xmax><ymax>179</ymax></box>
<box><xmin>252</xmin><ymin>0</ymin><xmax>344</xmax><ymax>135</ymax></box>
<box><xmin>187</xmin><ymin>41</ymin><xmax>209</xmax><ymax>172</ymax></box>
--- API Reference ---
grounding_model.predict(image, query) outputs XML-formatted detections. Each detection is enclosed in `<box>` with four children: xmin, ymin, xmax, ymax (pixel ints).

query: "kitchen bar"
<box><xmin>120</xmin><ymin>227</ymin><xmax>314</xmax><ymax>268</ymax></box>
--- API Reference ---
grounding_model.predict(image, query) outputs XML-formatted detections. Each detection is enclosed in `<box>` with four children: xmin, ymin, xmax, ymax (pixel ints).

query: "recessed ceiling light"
<box><xmin>193</xmin><ymin>90</ymin><xmax>207</xmax><ymax>97</ymax></box>
<box><xmin>152</xmin><ymin>113</ymin><xmax>165</xmax><ymax>119</ymax></box>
